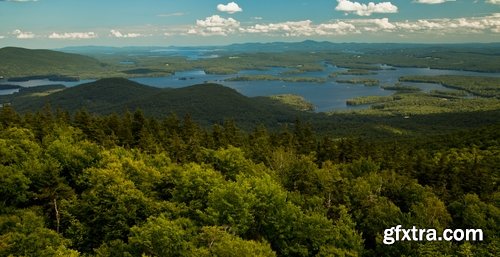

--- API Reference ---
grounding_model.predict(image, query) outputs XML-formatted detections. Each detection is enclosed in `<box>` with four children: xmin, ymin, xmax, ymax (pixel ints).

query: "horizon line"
<box><xmin>1</xmin><ymin>40</ymin><xmax>500</xmax><ymax>50</ymax></box>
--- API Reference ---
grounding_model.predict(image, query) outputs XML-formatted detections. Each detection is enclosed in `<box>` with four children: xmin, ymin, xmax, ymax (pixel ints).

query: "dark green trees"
<box><xmin>0</xmin><ymin>106</ymin><xmax>498</xmax><ymax>256</ymax></box>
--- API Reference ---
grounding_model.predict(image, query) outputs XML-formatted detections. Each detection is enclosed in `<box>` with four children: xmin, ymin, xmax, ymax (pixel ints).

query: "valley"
<box><xmin>1</xmin><ymin>44</ymin><xmax>499</xmax><ymax>114</ymax></box>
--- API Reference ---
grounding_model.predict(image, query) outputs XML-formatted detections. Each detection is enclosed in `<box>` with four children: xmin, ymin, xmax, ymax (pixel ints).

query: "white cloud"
<box><xmin>413</xmin><ymin>0</ymin><xmax>456</xmax><ymax>4</ymax></box>
<box><xmin>49</xmin><ymin>32</ymin><xmax>97</xmax><ymax>39</ymax></box>
<box><xmin>316</xmin><ymin>21</ymin><xmax>358</xmax><ymax>35</ymax></box>
<box><xmin>242</xmin><ymin>18</ymin><xmax>402</xmax><ymax>37</ymax></box>
<box><xmin>195</xmin><ymin>15</ymin><xmax>240</xmax><ymax>28</ymax></box>
<box><xmin>486</xmin><ymin>0</ymin><xmax>500</xmax><ymax>4</ymax></box>
<box><xmin>394</xmin><ymin>14</ymin><xmax>500</xmax><ymax>34</ymax></box>
<box><xmin>217</xmin><ymin>2</ymin><xmax>242</xmax><ymax>14</ymax></box>
<box><xmin>110</xmin><ymin>30</ymin><xmax>142</xmax><ymax>38</ymax></box>
<box><xmin>186</xmin><ymin>13</ymin><xmax>499</xmax><ymax>38</ymax></box>
<box><xmin>244</xmin><ymin>20</ymin><xmax>358</xmax><ymax>36</ymax></box>
<box><xmin>352</xmin><ymin>18</ymin><xmax>396</xmax><ymax>32</ymax></box>
<box><xmin>0</xmin><ymin>35</ymin><xmax>4</xmax><ymax>39</ymax></box>
<box><xmin>188</xmin><ymin>15</ymin><xmax>240</xmax><ymax>36</ymax></box>
<box><xmin>244</xmin><ymin>20</ymin><xmax>316</xmax><ymax>36</ymax></box>
<box><xmin>335</xmin><ymin>0</ymin><xmax>398</xmax><ymax>16</ymax></box>
<box><xmin>12</xmin><ymin>29</ymin><xmax>35</xmax><ymax>39</ymax></box>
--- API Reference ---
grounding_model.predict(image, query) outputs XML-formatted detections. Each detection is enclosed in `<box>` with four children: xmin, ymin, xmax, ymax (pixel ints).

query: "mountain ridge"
<box><xmin>0</xmin><ymin>78</ymin><xmax>307</xmax><ymax>127</ymax></box>
<box><xmin>56</xmin><ymin>41</ymin><xmax>500</xmax><ymax>55</ymax></box>
<box><xmin>0</xmin><ymin>47</ymin><xmax>106</xmax><ymax>78</ymax></box>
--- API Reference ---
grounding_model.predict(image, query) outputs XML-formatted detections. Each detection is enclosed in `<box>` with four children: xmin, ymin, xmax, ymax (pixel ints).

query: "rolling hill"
<box><xmin>2</xmin><ymin>77</ymin><xmax>498</xmax><ymax>135</ymax></box>
<box><xmin>0</xmin><ymin>47</ymin><xmax>107</xmax><ymax>78</ymax></box>
<box><xmin>1</xmin><ymin>78</ymin><xmax>308</xmax><ymax>127</ymax></box>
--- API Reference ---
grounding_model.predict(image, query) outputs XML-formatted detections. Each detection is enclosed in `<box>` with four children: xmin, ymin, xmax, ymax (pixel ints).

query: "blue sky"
<box><xmin>0</xmin><ymin>0</ymin><xmax>499</xmax><ymax>48</ymax></box>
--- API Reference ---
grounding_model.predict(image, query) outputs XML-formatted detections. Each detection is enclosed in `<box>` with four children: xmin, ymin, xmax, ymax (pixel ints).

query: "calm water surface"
<box><xmin>0</xmin><ymin>88</ymin><xmax>19</xmax><ymax>95</ymax></box>
<box><xmin>1</xmin><ymin>65</ymin><xmax>499</xmax><ymax>112</ymax></box>
<box><xmin>130</xmin><ymin>65</ymin><xmax>499</xmax><ymax>112</ymax></box>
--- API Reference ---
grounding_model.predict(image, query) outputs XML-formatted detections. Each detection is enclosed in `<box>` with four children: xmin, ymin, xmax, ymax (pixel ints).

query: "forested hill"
<box><xmin>3</xmin><ymin>77</ymin><xmax>500</xmax><ymax>136</ymax></box>
<box><xmin>0</xmin><ymin>47</ymin><xmax>105</xmax><ymax>77</ymax></box>
<box><xmin>0</xmin><ymin>104</ymin><xmax>498</xmax><ymax>256</ymax></box>
<box><xmin>1</xmin><ymin>78</ymin><xmax>307</xmax><ymax>127</ymax></box>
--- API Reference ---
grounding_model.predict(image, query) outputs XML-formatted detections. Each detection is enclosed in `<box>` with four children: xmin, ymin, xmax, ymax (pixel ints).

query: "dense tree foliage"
<box><xmin>400</xmin><ymin>75</ymin><xmax>500</xmax><ymax>98</ymax></box>
<box><xmin>0</xmin><ymin>106</ymin><xmax>498</xmax><ymax>256</ymax></box>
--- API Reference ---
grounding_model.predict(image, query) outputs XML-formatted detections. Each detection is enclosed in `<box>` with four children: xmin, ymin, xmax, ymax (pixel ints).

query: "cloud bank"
<box><xmin>188</xmin><ymin>15</ymin><xmax>240</xmax><ymax>36</ymax></box>
<box><xmin>12</xmin><ymin>29</ymin><xmax>35</xmax><ymax>39</ymax></box>
<box><xmin>110</xmin><ymin>30</ymin><xmax>142</xmax><ymax>38</ymax></box>
<box><xmin>189</xmin><ymin>13</ymin><xmax>500</xmax><ymax>37</ymax></box>
<box><xmin>49</xmin><ymin>32</ymin><xmax>97</xmax><ymax>39</ymax></box>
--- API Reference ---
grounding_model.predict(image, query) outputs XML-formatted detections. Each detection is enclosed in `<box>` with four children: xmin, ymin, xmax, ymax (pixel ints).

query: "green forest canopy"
<box><xmin>0</xmin><ymin>106</ymin><xmax>498</xmax><ymax>257</ymax></box>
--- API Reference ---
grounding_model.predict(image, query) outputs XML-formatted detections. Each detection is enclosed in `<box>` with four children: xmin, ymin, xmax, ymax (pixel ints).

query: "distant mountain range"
<box><xmin>57</xmin><ymin>40</ymin><xmax>500</xmax><ymax>55</ymax></box>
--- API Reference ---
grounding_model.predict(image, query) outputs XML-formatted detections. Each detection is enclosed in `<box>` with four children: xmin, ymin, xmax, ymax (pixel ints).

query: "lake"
<box><xmin>130</xmin><ymin>64</ymin><xmax>500</xmax><ymax>112</ymax></box>
<box><xmin>0</xmin><ymin>88</ymin><xmax>20</xmax><ymax>96</ymax></box>
<box><xmin>1</xmin><ymin>64</ymin><xmax>499</xmax><ymax>112</ymax></box>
